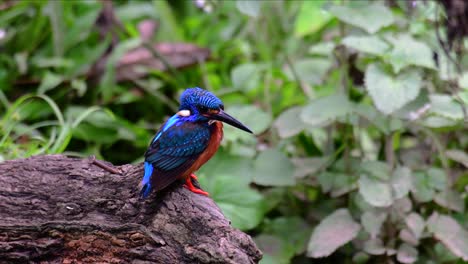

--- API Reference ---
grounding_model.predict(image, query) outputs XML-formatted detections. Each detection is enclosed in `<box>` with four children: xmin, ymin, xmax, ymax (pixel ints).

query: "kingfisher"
<box><xmin>140</xmin><ymin>87</ymin><xmax>252</xmax><ymax>198</ymax></box>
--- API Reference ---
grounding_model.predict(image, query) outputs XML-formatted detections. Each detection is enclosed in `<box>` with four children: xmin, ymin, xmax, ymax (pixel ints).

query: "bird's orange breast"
<box><xmin>182</xmin><ymin>121</ymin><xmax>223</xmax><ymax>179</ymax></box>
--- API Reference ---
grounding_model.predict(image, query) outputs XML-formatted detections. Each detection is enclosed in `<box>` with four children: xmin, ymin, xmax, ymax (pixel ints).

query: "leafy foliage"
<box><xmin>1</xmin><ymin>0</ymin><xmax>467</xmax><ymax>263</ymax></box>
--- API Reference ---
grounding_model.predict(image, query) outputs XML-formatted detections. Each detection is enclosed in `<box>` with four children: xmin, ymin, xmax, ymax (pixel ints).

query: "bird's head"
<box><xmin>178</xmin><ymin>87</ymin><xmax>252</xmax><ymax>133</ymax></box>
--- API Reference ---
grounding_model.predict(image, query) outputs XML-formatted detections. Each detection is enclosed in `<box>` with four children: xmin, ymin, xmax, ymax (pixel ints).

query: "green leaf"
<box><xmin>427</xmin><ymin>213</ymin><xmax>468</xmax><ymax>261</ymax></box>
<box><xmin>363</xmin><ymin>238</ymin><xmax>386</xmax><ymax>255</ymax></box>
<box><xmin>354</xmin><ymin>103</ymin><xmax>401</xmax><ymax>134</ymax></box>
<box><xmin>252</xmin><ymin>149</ymin><xmax>295</xmax><ymax>186</ymax></box>
<box><xmin>400</xmin><ymin>228</ymin><xmax>419</xmax><ymax>246</ymax></box>
<box><xmin>434</xmin><ymin>242</ymin><xmax>459</xmax><ymax>262</ymax></box>
<box><xmin>328</xmin><ymin>2</ymin><xmax>394</xmax><ymax>33</ymax></box>
<box><xmin>361</xmin><ymin>161</ymin><xmax>390</xmax><ymax>181</ymax></box>
<box><xmin>458</xmin><ymin>72</ymin><xmax>468</xmax><ymax>90</ymax></box>
<box><xmin>198</xmin><ymin>149</ymin><xmax>253</xmax><ymax>185</ymax></box>
<box><xmin>318</xmin><ymin>172</ymin><xmax>357</xmax><ymax>197</ymax></box>
<box><xmin>445</xmin><ymin>149</ymin><xmax>468</xmax><ymax>168</ymax></box>
<box><xmin>236</xmin><ymin>0</ymin><xmax>261</xmax><ymax>18</ymax></box>
<box><xmin>353</xmin><ymin>252</ymin><xmax>370</xmax><ymax>263</ymax></box>
<box><xmin>294</xmin><ymin>1</ymin><xmax>333</xmax><ymax>37</ymax></box>
<box><xmin>397</xmin><ymin>243</ymin><xmax>418</xmax><ymax>264</ymax></box>
<box><xmin>43</xmin><ymin>0</ymin><xmax>64</xmax><ymax>56</ymax></box>
<box><xmin>391</xmin><ymin>166</ymin><xmax>412</xmax><ymax>200</ymax></box>
<box><xmin>359</xmin><ymin>174</ymin><xmax>393</xmax><ymax>207</ymax></box>
<box><xmin>70</xmin><ymin>79</ymin><xmax>87</xmax><ymax>97</ymax></box>
<box><xmin>301</xmin><ymin>93</ymin><xmax>354</xmax><ymax>126</ymax></box>
<box><xmin>255</xmin><ymin>235</ymin><xmax>285</xmax><ymax>264</ymax></box>
<box><xmin>429</xmin><ymin>94</ymin><xmax>464</xmax><ymax>120</ymax></box>
<box><xmin>405</xmin><ymin>213</ymin><xmax>425</xmax><ymax>240</ymax></box>
<box><xmin>434</xmin><ymin>190</ymin><xmax>465</xmax><ymax>212</ymax></box>
<box><xmin>365</xmin><ymin>63</ymin><xmax>422</xmax><ymax>115</ymax></box>
<box><xmin>361</xmin><ymin>211</ymin><xmax>387</xmax><ymax>238</ymax></box>
<box><xmin>231</xmin><ymin>63</ymin><xmax>261</xmax><ymax>92</ymax></box>
<box><xmin>342</xmin><ymin>35</ymin><xmax>389</xmax><ymax>56</ymax></box>
<box><xmin>38</xmin><ymin>71</ymin><xmax>64</xmax><ymax>94</ymax></box>
<box><xmin>62</xmin><ymin>5</ymin><xmax>101</xmax><ymax>53</ymax></box>
<box><xmin>292</xmin><ymin>157</ymin><xmax>329</xmax><ymax>178</ymax></box>
<box><xmin>73</xmin><ymin>123</ymin><xmax>119</xmax><ymax>144</ymax></box>
<box><xmin>411</xmin><ymin>172</ymin><xmax>435</xmax><ymax>202</ymax></box>
<box><xmin>274</xmin><ymin>106</ymin><xmax>305</xmax><ymax>138</ymax></box>
<box><xmin>199</xmin><ymin>174</ymin><xmax>267</xmax><ymax>231</ymax></box>
<box><xmin>284</xmin><ymin>58</ymin><xmax>332</xmax><ymax>86</ymax></box>
<box><xmin>386</xmin><ymin>34</ymin><xmax>436</xmax><ymax>73</ymax></box>
<box><xmin>422</xmin><ymin>116</ymin><xmax>459</xmax><ymax>128</ymax></box>
<box><xmin>307</xmin><ymin>208</ymin><xmax>361</xmax><ymax>258</ymax></box>
<box><xmin>223</xmin><ymin>105</ymin><xmax>271</xmax><ymax>142</ymax></box>
<box><xmin>426</xmin><ymin>168</ymin><xmax>447</xmax><ymax>191</ymax></box>
<box><xmin>99</xmin><ymin>38</ymin><xmax>141</xmax><ymax>102</ymax></box>
<box><xmin>308</xmin><ymin>42</ymin><xmax>335</xmax><ymax>56</ymax></box>
<box><xmin>258</xmin><ymin>217</ymin><xmax>311</xmax><ymax>263</ymax></box>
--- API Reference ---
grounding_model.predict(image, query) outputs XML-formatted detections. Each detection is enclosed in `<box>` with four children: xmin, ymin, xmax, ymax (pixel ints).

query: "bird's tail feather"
<box><xmin>140</xmin><ymin>162</ymin><xmax>154</xmax><ymax>199</ymax></box>
<box><xmin>140</xmin><ymin>183</ymin><xmax>152</xmax><ymax>199</ymax></box>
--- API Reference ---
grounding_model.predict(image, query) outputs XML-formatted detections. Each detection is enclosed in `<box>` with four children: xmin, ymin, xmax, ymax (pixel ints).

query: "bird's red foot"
<box><xmin>183</xmin><ymin>174</ymin><xmax>209</xmax><ymax>196</ymax></box>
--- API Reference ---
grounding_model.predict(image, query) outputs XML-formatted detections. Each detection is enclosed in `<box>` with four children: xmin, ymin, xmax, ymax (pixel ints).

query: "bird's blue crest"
<box><xmin>179</xmin><ymin>87</ymin><xmax>223</xmax><ymax>111</ymax></box>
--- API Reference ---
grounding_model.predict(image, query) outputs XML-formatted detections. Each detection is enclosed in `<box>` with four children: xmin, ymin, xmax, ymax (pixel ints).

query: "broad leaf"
<box><xmin>236</xmin><ymin>0</ymin><xmax>261</xmax><ymax>18</ymax></box>
<box><xmin>284</xmin><ymin>58</ymin><xmax>332</xmax><ymax>86</ymax></box>
<box><xmin>292</xmin><ymin>157</ymin><xmax>329</xmax><ymax>178</ymax></box>
<box><xmin>458</xmin><ymin>71</ymin><xmax>468</xmax><ymax>90</ymax></box>
<box><xmin>252</xmin><ymin>149</ymin><xmax>295</xmax><ymax>186</ymax></box>
<box><xmin>427</xmin><ymin>213</ymin><xmax>468</xmax><ymax>261</ymax></box>
<box><xmin>307</xmin><ymin>209</ymin><xmax>361</xmax><ymax>258</ymax></box>
<box><xmin>231</xmin><ymin>63</ymin><xmax>261</xmax><ymax>91</ymax></box>
<box><xmin>309</xmin><ymin>42</ymin><xmax>335</xmax><ymax>56</ymax></box>
<box><xmin>386</xmin><ymin>34</ymin><xmax>436</xmax><ymax>73</ymax></box>
<box><xmin>199</xmin><ymin>174</ymin><xmax>267</xmax><ymax>231</ymax></box>
<box><xmin>365</xmin><ymin>63</ymin><xmax>422</xmax><ymax>115</ymax></box>
<box><xmin>329</xmin><ymin>2</ymin><xmax>394</xmax><ymax>33</ymax></box>
<box><xmin>274</xmin><ymin>106</ymin><xmax>305</xmax><ymax>138</ymax></box>
<box><xmin>397</xmin><ymin>243</ymin><xmax>418</xmax><ymax>264</ymax></box>
<box><xmin>38</xmin><ymin>71</ymin><xmax>64</xmax><ymax>94</ymax></box>
<box><xmin>361</xmin><ymin>211</ymin><xmax>387</xmax><ymax>238</ymax></box>
<box><xmin>198</xmin><ymin>150</ymin><xmax>253</xmax><ymax>184</ymax></box>
<box><xmin>363</xmin><ymin>238</ymin><xmax>386</xmax><ymax>255</ymax></box>
<box><xmin>359</xmin><ymin>174</ymin><xmax>393</xmax><ymax>207</ymax></box>
<box><xmin>445</xmin><ymin>149</ymin><xmax>468</xmax><ymax>168</ymax></box>
<box><xmin>411</xmin><ymin>172</ymin><xmax>435</xmax><ymax>202</ymax></box>
<box><xmin>405</xmin><ymin>213</ymin><xmax>425</xmax><ymax>240</ymax></box>
<box><xmin>223</xmin><ymin>105</ymin><xmax>271</xmax><ymax>143</ymax></box>
<box><xmin>342</xmin><ymin>35</ymin><xmax>389</xmax><ymax>56</ymax></box>
<box><xmin>391</xmin><ymin>166</ymin><xmax>412</xmax><ymax>200</ymax></box>
<box><xmin>301</xmin><ymin>93</ymin><xmax>354</xmax><ymax>126</ymax></box>
<box><xmin>429</xmin><ymin>94</ymin><xmax>464</xmax><ymax>120</ymax></box>
<box><xmin>317</xmin><ymin>171</ymin><xmax>357</xmax><ymax>197</ymax></box>
<box><xmin>426</xmin><ymin>168</ymin><xmax>447</xmax><ymax>191</ymax></box>
<box><xmin>361</xmin><ymin>161</ymin><xmax>390</xmax><ymax>181</ymax></box>
<box><xmin>255</xmin><ymin>235</ymin><xmax>284</xmax><ymax>264</ymax></box>
<box><xmin>295</xmin><ymin>1</ymin><xmax>333</xmax><ymax>37</ymax></box>
<box><xmin>257</xmin><ymin>217</ymin><xmax>311</xmax><ymax>263</ymax></box>
<box><xmin>434</xmin><ymin>190</ymin><xmax>465</xmax><ymax>212</ymax></box>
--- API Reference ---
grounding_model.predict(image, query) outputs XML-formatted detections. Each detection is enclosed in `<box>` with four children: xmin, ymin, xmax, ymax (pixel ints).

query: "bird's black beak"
<box><xmin>207</xmin><ymin>109</ymin><xmax>253</xmax><ymax>133</ymax></box>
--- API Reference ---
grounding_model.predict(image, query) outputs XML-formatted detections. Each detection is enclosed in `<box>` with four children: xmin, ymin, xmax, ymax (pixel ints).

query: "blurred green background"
<box><xmin>1</xmin><ymin>0</ymin><xmax>467</xmax><ymax>263</ymax></box>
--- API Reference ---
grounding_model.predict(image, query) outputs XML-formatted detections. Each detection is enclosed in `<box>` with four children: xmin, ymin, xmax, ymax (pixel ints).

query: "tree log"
<box><xmin>0</xmin><ymin>155</ymin><xmax>262</xmax><ymax>263</ymax></box>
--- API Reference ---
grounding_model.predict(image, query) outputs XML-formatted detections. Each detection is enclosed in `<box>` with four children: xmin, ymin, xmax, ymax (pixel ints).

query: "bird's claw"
<box><xmin>184</xmin><ymin>175</ymin><xmax>209</xmax><ymax>196</ymax></box>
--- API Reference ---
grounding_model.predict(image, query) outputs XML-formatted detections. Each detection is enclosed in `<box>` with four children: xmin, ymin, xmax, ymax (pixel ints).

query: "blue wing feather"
<box><xmin>140</xmin><ymin>116</ymin><xmax>211</xmax><ymax>198</ymax></box>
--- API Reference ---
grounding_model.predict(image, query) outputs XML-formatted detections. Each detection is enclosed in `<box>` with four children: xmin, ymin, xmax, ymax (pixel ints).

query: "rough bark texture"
<box><xmin>0</xmin><ymin>155</ymin><xmax>262</xmax><ymax>263</ymax></box>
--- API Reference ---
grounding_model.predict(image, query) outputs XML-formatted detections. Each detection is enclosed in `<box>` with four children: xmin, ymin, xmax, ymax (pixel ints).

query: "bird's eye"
<box><xmin>198</xmin><ymin>106</ymin><xmax>208</xmax><ymax>112</ymax></box>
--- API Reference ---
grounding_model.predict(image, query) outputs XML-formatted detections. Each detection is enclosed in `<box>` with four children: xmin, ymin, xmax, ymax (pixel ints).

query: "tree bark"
<box><xmin>0</xmin><ymin>155</ymin><xmax>262</xmax><ymax>263</ymax></box>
